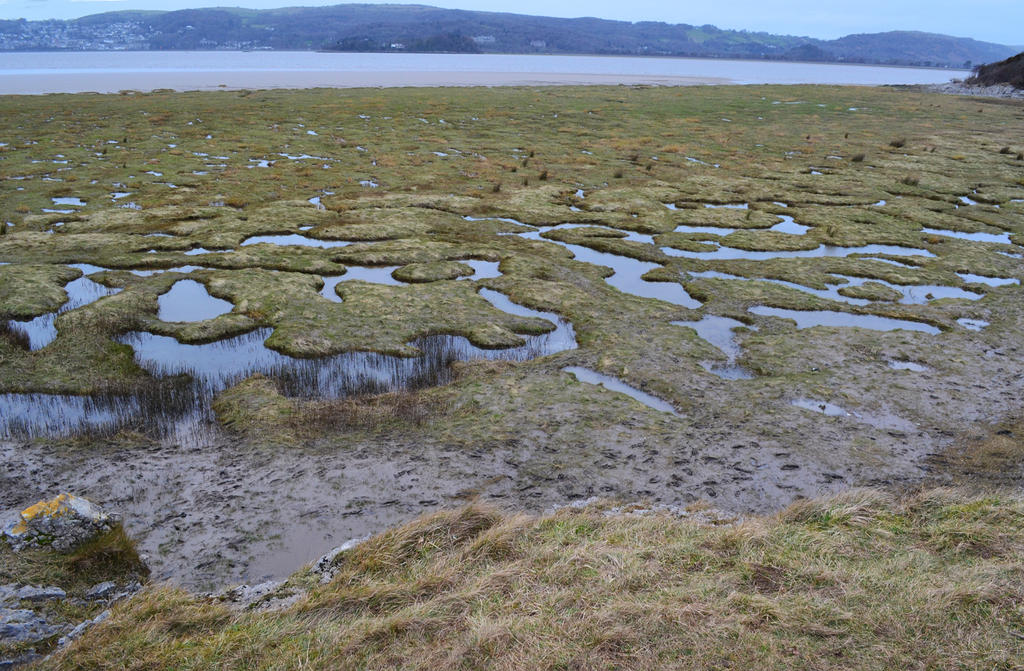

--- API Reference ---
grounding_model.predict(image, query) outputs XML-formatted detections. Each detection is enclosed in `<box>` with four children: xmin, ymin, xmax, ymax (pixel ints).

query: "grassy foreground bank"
<box><xmin>43</xmin><ymin>489</ymin><xmax>1024</xmax><ymax>670</ymax></box>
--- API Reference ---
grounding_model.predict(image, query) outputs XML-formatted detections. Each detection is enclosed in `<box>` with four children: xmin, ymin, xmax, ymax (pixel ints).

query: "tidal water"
<box><xmin>0</xmin><ymin>51</ymin><xmax>970</xmax><ymax>95</ymax></box>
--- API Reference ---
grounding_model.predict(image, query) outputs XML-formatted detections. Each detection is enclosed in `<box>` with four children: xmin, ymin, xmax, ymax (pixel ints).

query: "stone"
<box><xmin>0</xmin><ymin>586</ymin><xmax>17</xmax><ymax>606</ymax></box>
<box><xmin>311</xmin><ymin>536</ymin><xmax>365</xmax><ymax>584</ymax></box>
<box><xmin>14</xmin><ymin>586</ymin><xmax>66</xmax><ymax>603</ymax></box>
<box><xmin>84</xmin><ymin>582</ymin><xmax>117</xmax><ymax>601</ymax></box>
<box><xmin>57</xmin><ymin>610</ymin><xmax>110</xmax><ymax>647</ymax></box>
<box><xmin>2</xmin><ymin>494</ymin><xmax>116</xmax><ymax>553</ymax></box>
<box><xmin>0</xmin><ymin>651</ymin><xmax>42</xmax><ymax>669</ymax></box>
<box><xmin>0</xmin><ymin>607</ymin><xmax>66</xmax><ymax>645</ymax></box>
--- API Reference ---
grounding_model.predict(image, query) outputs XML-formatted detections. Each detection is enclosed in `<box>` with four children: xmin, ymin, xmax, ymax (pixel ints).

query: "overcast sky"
<box><xmin>1</xmin><ymin>0</ymin><xmax>1020</xmax><ymax>46</ymax></box>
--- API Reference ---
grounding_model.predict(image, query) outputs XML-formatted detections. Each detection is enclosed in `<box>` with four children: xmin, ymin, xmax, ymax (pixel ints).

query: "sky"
<box><xmin>0</xmin><ymin>0</ymin><xmax>1020</xmax><ymax>46</ymax></box>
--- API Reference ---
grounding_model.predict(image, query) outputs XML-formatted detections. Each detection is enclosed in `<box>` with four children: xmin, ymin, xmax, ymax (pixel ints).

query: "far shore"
<box><xmin>0</xmin><ymin>70</ymin><xmax>731</xmax><ymax>95</ymax></box>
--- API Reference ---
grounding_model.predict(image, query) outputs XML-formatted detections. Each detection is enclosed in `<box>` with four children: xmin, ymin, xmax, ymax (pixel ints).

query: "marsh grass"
<box><xmin>292</xmin><ymin>389</ymin><xmax>450</xmax><ymax>433</ymax></box>
<box><xmin>45</xmin><ymin>489</ymin><xmax>1024</xmax><ymax>670</ymax></box>
<box><xmin>0</xmin><ymin>523</ymin><xmax>146</xmax><ymax>593</ymax></box>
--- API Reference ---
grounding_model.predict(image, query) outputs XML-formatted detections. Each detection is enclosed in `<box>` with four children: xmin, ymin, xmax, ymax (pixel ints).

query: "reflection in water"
<box><xmin>1</xmin><ymin>289</ymin><xmax>576</xmax><ymax>439</ymax></box>
<box><xmin>158</xmin><ymin>279</ymin><xmax>233</xmax><ymax>322</ymax></box>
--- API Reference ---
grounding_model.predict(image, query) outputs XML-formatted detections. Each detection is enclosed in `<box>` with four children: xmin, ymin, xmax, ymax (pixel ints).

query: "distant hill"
<box><xmin>968</xmin><ymin>51</ymin><xmax>1024</xmax><ymax>88</ymax></box>
<box><xmin>0</xmin><ymin>4</ymin><xmax>1015</xmax><ymax>68</ymax></box>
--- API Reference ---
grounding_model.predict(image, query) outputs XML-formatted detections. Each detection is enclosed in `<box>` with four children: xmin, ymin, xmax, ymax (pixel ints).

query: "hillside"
<box><xmin>0</xmin><ymin>4</ymin><xmax>1015</xmax><ymax>67</ymax></box>
<box><xmin>968</xmin><ymin>50</ymin><xmax>1024</xmax><ymax>88</ymax></box>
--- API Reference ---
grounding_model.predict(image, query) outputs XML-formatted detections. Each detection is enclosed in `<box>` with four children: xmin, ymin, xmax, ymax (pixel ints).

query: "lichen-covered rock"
<box><xmin>2</xmin><ymin>494</ymin><xmax>116</xmax><ymax>553</ymax></box>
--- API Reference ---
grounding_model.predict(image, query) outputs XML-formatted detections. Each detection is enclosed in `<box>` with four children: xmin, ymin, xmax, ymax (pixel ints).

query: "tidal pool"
<box><xmin>319</xmin><ymin>266</ymin><xmax>403</xmax><ymax>301</ymax></box>
<box><xmin>888</xmin><ymin>360</ymin><xmax>927</xmax><ymax>372</ymax></box>
<box><xmin>768</xmin><ymin>215</ymin><xmax>810</xmax><ymax>235</ymax></box>
<box><xmin>6</xmin><ymin>269</ymin><xmax>121</xmax><ymax>350</ymax></box>
<box><xmin>1</xmin><ymin>289</ymin><xmax>576</xmax><ymax>438</ymax></box>
<box><xmin>748</xmin><ymin>306</ymin><xmax>941</xmax><ymax>334</ymax></box>
<box><xmin>562</xmin><ymin>366</ymin><xmax>679</xmax><ymax>415</ymax></box>
<box><xmin>791</xmin><ymin>398</ymin><xmax>850</xmax><ymax>416</ymax></box>
<box><xmin>689</xmin><ymin>271</ymin><xmax>980</xmax><ymax>307</ymax></box>
<box><xmin>240</xmin><ymin>234</ymin><xmax>351</xmax><ymax>249</ymax></box>
<box><xmin>672</xmin><ymin>315</ymin><xmax>756</xmax><ymax>380</ymax></box>
<box><xmin>456</xmin><ymin>260</ymin><xmax>503</xmax><ymax>280</ymax></box>
<box><xmin>158</xmin><ymin>279</ymin><xmax>233</xmax><ymax>323</ymax></box>
<box><xmin>662</xmin><ymin>243</ymin><xmax>935</xmax><ymax>262</ymax></box>
<box><xmin>517</xmin><ymin>227</ymin><xmax>700</xmax><ymax>308</ymax></box>
<box><xmin>921</xmin><ymin>227</ymin><xmax>1012</xmax><ymax>244</ymax></box>
<box><xmin>957</xmin><ymin>318</ymin><xmax>989</xmax><ymax>331</ymax></box>
<box><xmin>956</xmin><ymin>273</ymin><xmax>1019</xmax><ymax>287</ymax></box>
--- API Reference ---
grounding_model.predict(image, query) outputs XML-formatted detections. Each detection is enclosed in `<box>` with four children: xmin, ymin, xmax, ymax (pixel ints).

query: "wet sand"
<box><xmin>0</xmin><ymin>70</ymin><xmax>729</xmax><ymax>95</ymax></box>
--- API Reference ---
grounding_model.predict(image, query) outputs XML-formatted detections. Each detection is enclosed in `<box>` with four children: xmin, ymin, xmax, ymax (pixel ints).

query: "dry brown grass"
<box><xmin>42</xmin><ymin>489</ymin><xmax>1024</xmax><ymax>670</ymax></box>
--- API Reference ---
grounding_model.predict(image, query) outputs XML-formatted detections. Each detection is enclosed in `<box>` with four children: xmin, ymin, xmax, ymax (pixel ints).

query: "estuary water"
<box><xmin>0</xmin><ymin>51</ymin><xmax>969</xmax><ymax>95</ymax></box>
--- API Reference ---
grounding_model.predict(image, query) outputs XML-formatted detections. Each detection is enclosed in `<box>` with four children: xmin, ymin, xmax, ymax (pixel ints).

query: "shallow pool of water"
<box><xmin>662</xmin><ymin>243</ymin><xmax>935</xmax><ymax>261</ymax></box>
<box><xmin>672</xmin><ymin>315</ymin><xmax>755</xmax><ymax>380</ymax></box>
<box><xmin>791</xmin><ymin>398</ymin><xmax>850</xmax><ymax>416</ymax></box>
<box><xmin>768</xmin><ymin>215</ymin><xmax>810</xmax><ymax>235</ymax></box>
<box><xmin>6</xmin><ymin>271</ymin><xmax>121</xmax><ymax>350</ymax></box>
<box><xmin>672</xmin><ymin>224</ymin><xmax>737</xmax><ymax>236</ymax></box>
<box><xmin>158</xmin><ymin>279</ymin><xmax>234</xmax><ymax>323</ymax></box>
<box><xmin>921</xmin><ymin>227</ymin><xmax>1012</xmax><ymax>245</ymax></box>
<box><xmin>2</xmin><ymin>289</ymin><xmax>576</xmax><ymax>438</ymax></box>
<box><xmin>748</xmin><ymin>306</ymin><xmax>940</xmax><ymax>334</ymax></box>
<box><xmin>456</xmin><ymin>260</ymin><xmax>503</xmax><ymax>281</ymax></box>
<box><xmin>888</xmin><ymin>360</ymin><xmax>927</xmax><ymax>372</ymax></box>
<box><xmin>956</xmin><ymin>318</ymin><xmax>989</xmax><ymax>331</ymax></box>
<box><xmin>51</xmin><ymin>196</ymin><xmax>85</xmax><ymax>207</ymax></box>
<box><xmin>956</xmin><ymin>273</ymin><xmax>1020</xmax><ymax>287</ymax></box>
<box><xmin>320</xmin><ymin>266</ymin><xmax>404</xmax><ymax>300</ymax></box>
<box><xmin>562</xmin><ymin>366</ymin><xmax>679</xmax><ymax>415</ymax></box>
<box><xmin>518</xmin><ymin>228</ymin><xmax>700</xmax><ymax>308</ymax></box>
<box><xmin>240</xmin><ymin>234</ymin><xmax>351</xmax><ymax>249</ymax></box>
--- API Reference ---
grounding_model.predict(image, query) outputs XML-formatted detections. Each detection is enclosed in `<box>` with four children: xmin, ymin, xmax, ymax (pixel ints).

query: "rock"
<box><xmin>926</xmin><ymin>82</ymin><xmax>1024</xmax><ymax>100</ymax></box>
<box><xmin>0</xmin><ymin>607</ymin><xmax>66</xmax><ymax>645</ymax></box>
<box><xmin>14</xmin><ymin>586</ymin><xmax>66</xmax><ymax>603</ymax></box>
<box><xmin>0</xmin><ymin>586</ymin><xmax>17</xmax><ymax>606</ymax></box>
<box><xmin>84</xmin><ymin>582</ymin><xmax>116</xmax><ymax>601</ymax></box>
<box><xmin>213</xmin><ymin>580</ymin><xmax>284</xmax><ymax>606</ymax></box>
<box><xmin>2</xmin><ymin>494</ymin><xmax>116</xmax><ymax>553</ymax></box>
<box><xmin>311</xmin><ymin>536</ymin><xmax>365</xmax><ymax>584</ymax></box>
<box><xmin>56</xmin><ymin>609</ymin><xmax>110</xmax><ymax>647</ymax></box>
<box><xmin>0</xmin><ymin>651</ymin><xmax>42</xmax><ymax>669</ymax></box>
<box><xmin>111</xmin><ymin>580</ymin><xmax>143</xmax><ymax>602</ymax></box>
